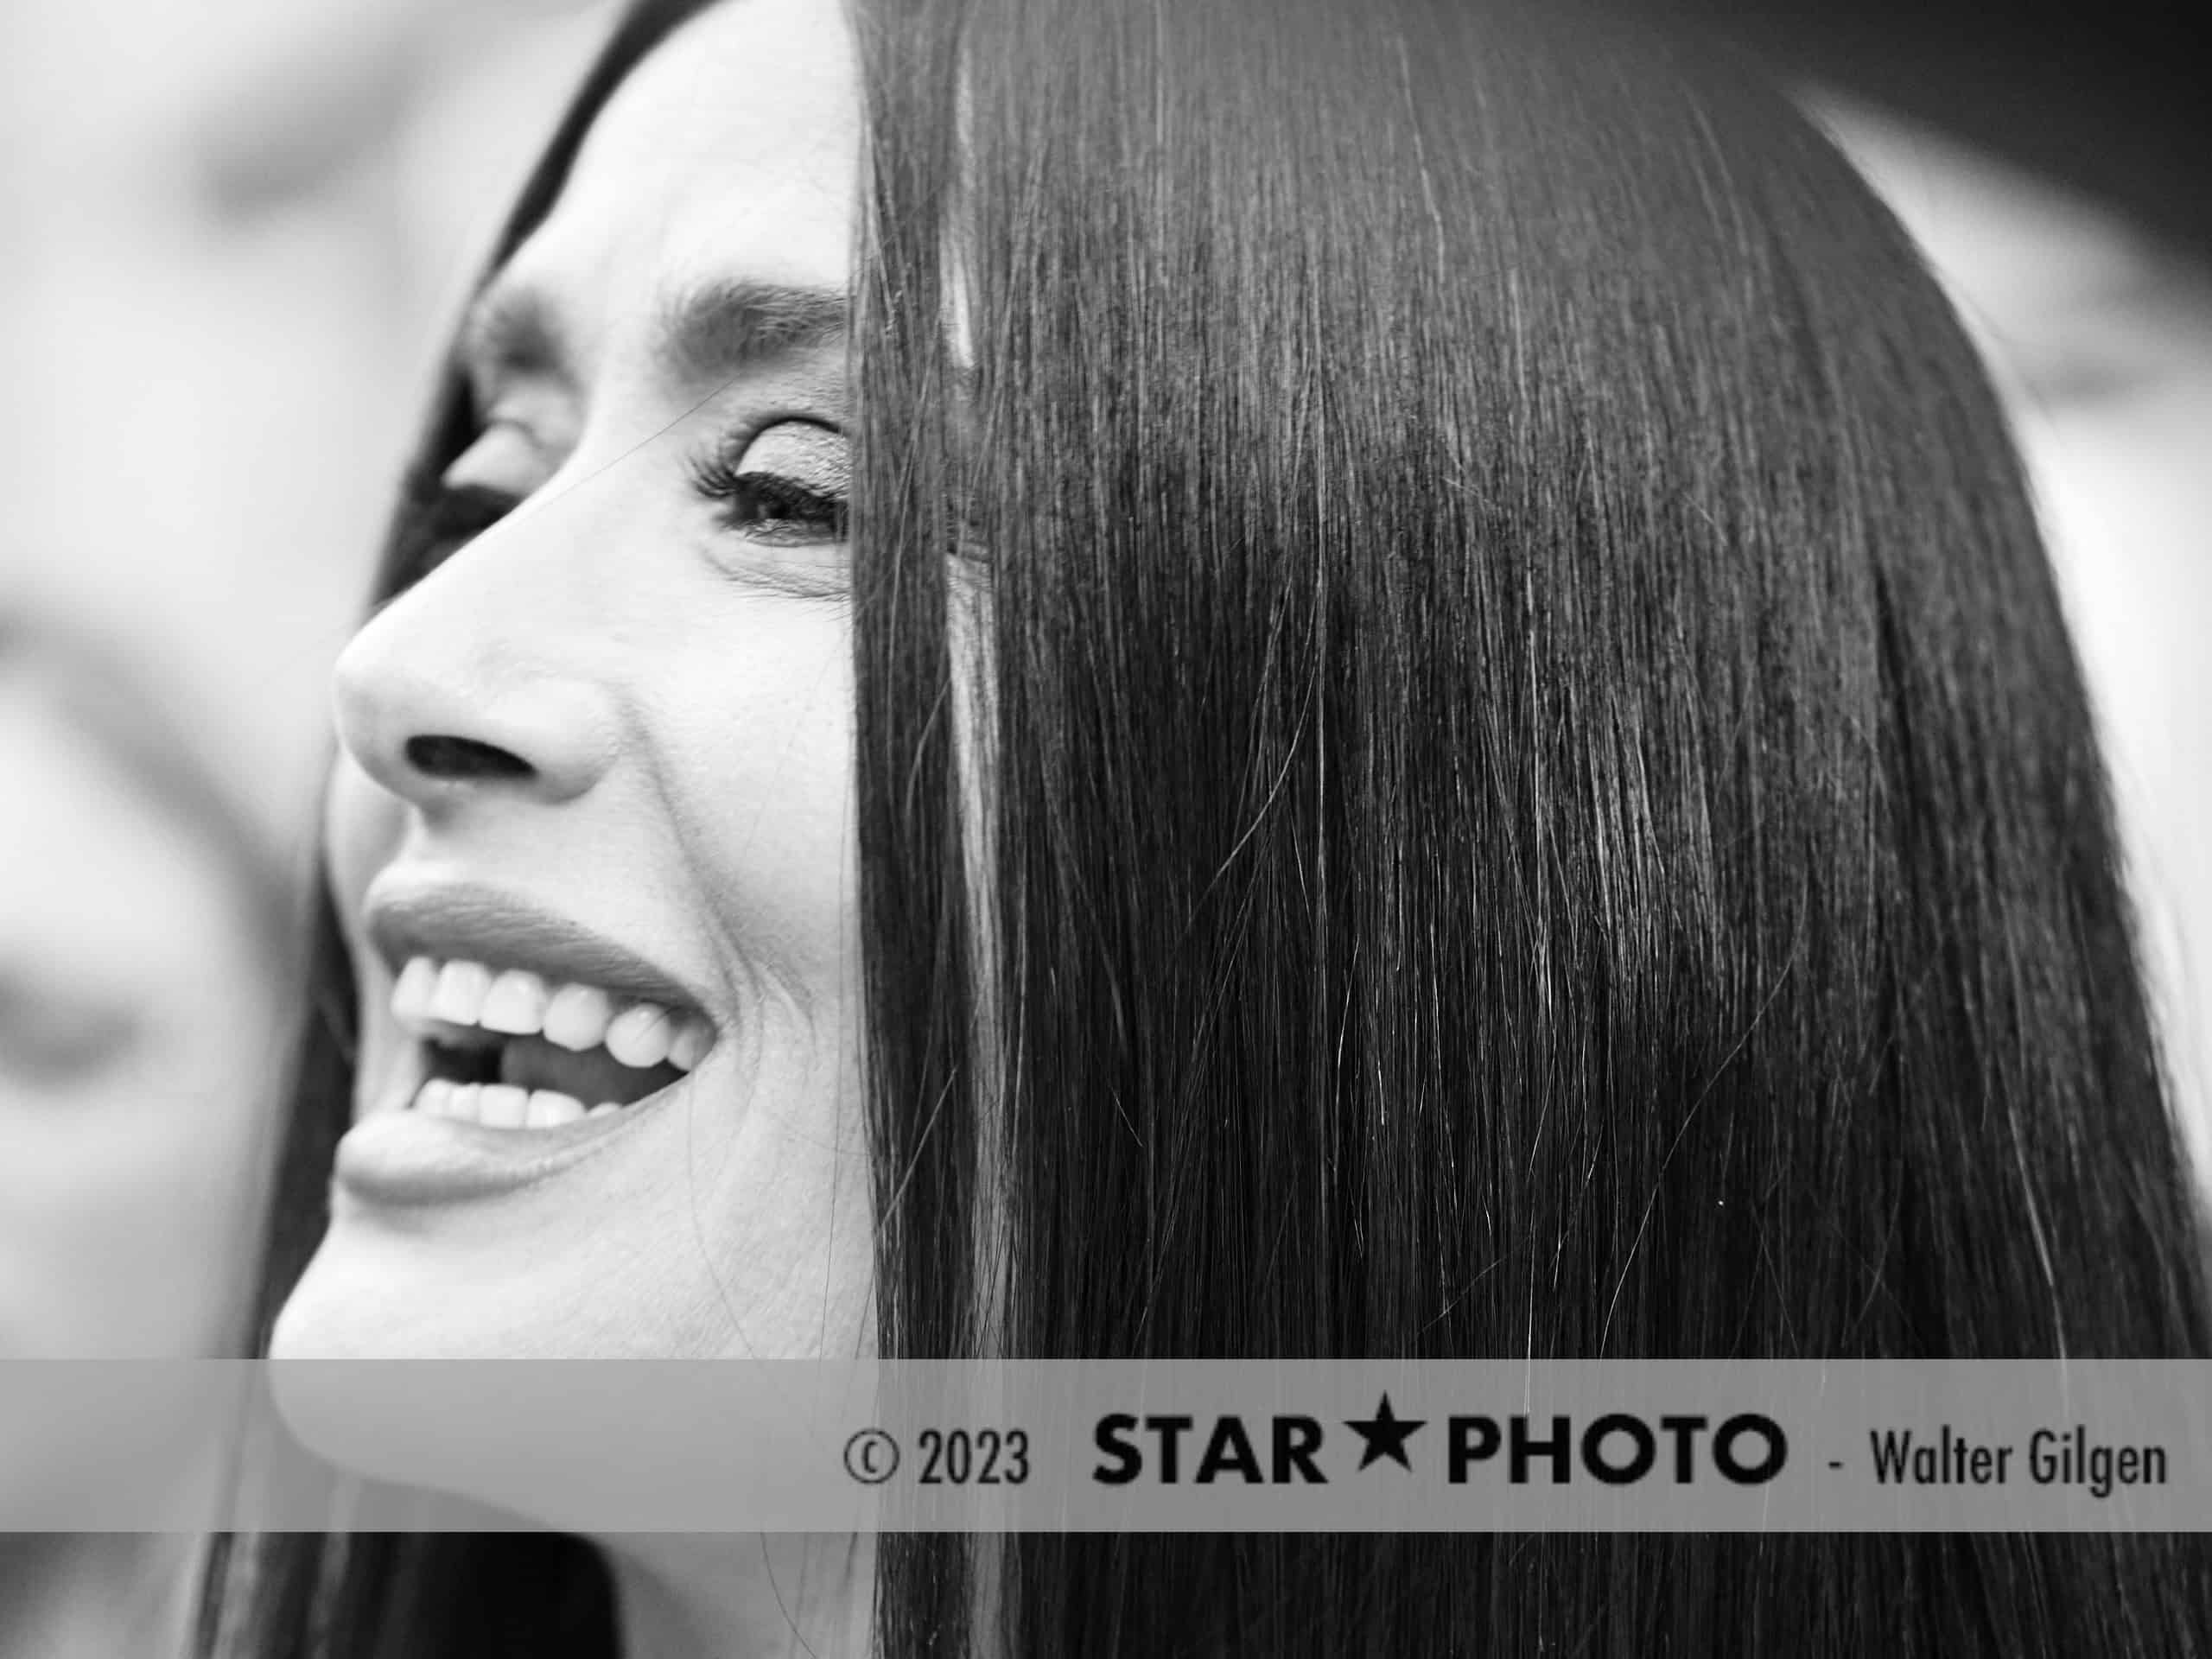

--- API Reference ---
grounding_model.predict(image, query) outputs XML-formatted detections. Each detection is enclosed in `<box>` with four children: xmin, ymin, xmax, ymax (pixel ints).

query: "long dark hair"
<box><xmin>207</xmin><ymin>0</ymin><xmax>2212</xmax><ymax>1653</ymax></box>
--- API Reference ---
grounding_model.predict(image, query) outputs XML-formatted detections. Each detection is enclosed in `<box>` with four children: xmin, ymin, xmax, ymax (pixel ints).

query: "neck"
<box><xmin>0</xmin><ymin>1535</ymin><xmax>199</xmax><ymax>1659</ymax></box>
<box><xmin>606</xmin><ymin>1533</ymin><xmax>873</xmax><ymax>1659</ymax></box>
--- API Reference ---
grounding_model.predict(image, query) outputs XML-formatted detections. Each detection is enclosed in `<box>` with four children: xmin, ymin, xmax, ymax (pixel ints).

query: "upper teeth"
<box><xmin>390</xmin><ymin>955</ymin><xmax>713</xmax><ymax>1072</ymax></box>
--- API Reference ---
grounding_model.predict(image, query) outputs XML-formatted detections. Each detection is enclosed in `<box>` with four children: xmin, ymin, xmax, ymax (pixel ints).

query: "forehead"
<box><xmin>499</xmin><ymin>0</ymin><xmax>860</xmax><ymax>366</ymax></box>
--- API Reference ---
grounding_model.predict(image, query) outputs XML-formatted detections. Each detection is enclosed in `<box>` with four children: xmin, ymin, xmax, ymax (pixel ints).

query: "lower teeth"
<box><xmin>412</xmin><ymin>1080</ymin><xmax>618</xmax><ymax>1128</ymax></box>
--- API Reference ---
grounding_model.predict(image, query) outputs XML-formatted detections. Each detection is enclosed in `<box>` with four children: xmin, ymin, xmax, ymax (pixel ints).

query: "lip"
<box><xmin>334</xmin><ymin>1094</ymin><xmax>675</xmax><ymax>1208</ymax></box>
<box><xmin>362</xmin><ymin>876</ymin><xmax>711</xmax><ymax>1021</ymax></box>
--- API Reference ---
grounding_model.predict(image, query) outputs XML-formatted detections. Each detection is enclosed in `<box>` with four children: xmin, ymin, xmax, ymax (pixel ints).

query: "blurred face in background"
<box><xmin>0</xmin><ymin>632</ymin><xmax>285</xmax><ymax>1363</ymax></box>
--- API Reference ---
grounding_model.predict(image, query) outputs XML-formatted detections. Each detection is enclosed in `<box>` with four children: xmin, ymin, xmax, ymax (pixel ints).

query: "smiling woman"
<box><xmin>207</xmin><ymin>0</ymin><xmax>2212</xmax><ymax>1655</ymax></box>
<box><xmin>276</xmin><ymin>0</ymin><xmax>874</xmax><ymax>1377</ymax></box>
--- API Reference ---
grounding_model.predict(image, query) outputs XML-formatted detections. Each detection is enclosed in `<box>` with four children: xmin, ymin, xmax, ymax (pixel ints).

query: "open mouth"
<box><xmin>391</xmin><ymin>956</ymin><xmax>715</xmax><ymax>1129</ymax></box>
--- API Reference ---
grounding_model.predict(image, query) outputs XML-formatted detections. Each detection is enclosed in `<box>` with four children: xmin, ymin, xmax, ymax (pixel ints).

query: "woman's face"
<box><xmin>276</xmin><ymin>0</ymin><xmax>876</xmax><ymax>1359</ymax></box>
<box><xmin>0</xmin><ymin>665</ymin><xmax>277</xmax><ymax>1365</ymax></box>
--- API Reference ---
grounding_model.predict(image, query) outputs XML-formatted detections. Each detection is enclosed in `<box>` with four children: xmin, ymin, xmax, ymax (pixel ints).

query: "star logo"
<box><xmin>1344</xmin><ymin>1393</ymin><xmax>1426</xmax><ymax>1471</ymax></box>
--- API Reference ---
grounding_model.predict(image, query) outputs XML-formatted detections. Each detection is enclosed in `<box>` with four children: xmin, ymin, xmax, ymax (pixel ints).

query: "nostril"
<box><xmin>404</xmin><ymin>734</ymin><xmax>535</xmax><ymax>782</ymax></box>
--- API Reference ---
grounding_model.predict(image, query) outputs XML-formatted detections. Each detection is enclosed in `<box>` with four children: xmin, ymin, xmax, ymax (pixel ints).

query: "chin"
<box><xmin>268</xmin><ymin>1225</ymin><xmax>642</xmax><ymax>1519</ymax></box>
<box><xmin>272</xmin><ymin>1214</ymin><xmax>613</xmax><ymax>1359</ymax></box>
<box><xmin>273</xmin><ymin>1228</ymin><xmax>504</xmax><ymax>1359</ymax></box>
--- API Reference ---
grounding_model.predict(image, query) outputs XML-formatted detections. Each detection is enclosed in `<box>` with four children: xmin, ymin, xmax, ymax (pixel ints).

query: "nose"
<box><xmin>332</xmin><ymin>531</ymin><xmax>620</xmax><ymax>812</ymax></box>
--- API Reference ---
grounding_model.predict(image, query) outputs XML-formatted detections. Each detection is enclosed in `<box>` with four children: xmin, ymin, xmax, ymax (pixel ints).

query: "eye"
<box><xmin>393</xmin><ymin>462</ymin><xmax>522</xmax><ymax>580</ymax></box>
<box><xmin>688</xmin><ymin>420</ymin><xmax>849</xmax><ymax>548</ymax></box>
<box><xmin>0</xmin><ymin>977</ymin><xmax>143</xmax><ymax>1091</ymax></box>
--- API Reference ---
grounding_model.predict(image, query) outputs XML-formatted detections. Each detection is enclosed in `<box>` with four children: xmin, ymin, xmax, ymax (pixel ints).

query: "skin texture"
<box><xmin>276</xmin><ymin>2</ymin><xmax>878</xmax><ymax>1650</ymax></box>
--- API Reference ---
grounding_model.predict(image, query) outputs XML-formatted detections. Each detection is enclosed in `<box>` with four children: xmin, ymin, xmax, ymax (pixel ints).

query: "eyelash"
<box><xmin>685</xmin><ymin>450</ymin><xmax>849</xmax><ymax>546</ymax></box>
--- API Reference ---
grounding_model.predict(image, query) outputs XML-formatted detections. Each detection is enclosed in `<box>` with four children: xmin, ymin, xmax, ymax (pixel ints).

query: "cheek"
<box><xmin>325</xmin><ymin>753</ymin><xmax>404</xmax><ymax>929</ymax></box>
<box><xmin>657</xmin><ymin>613</ymin><xmax>860</xmax><ymax>989</ymax></box>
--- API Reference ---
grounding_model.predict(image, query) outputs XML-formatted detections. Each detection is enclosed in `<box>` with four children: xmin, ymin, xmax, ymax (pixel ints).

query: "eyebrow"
<box><xmin>454</xmin><ymin>276</ymin><xmax>849</xmax><ymax>399</ymax></box>
<box><xmin>652</xmin><ymin>276</ymin><xmax>849</xmax><ymax>386</ymax></box>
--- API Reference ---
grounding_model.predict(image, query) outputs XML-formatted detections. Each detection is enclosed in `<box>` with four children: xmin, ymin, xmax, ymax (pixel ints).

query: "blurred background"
<box><xmin>0</xmin><ymin>0</ymin><xmax>2207</xmax><ymax>1346</ymax></box>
